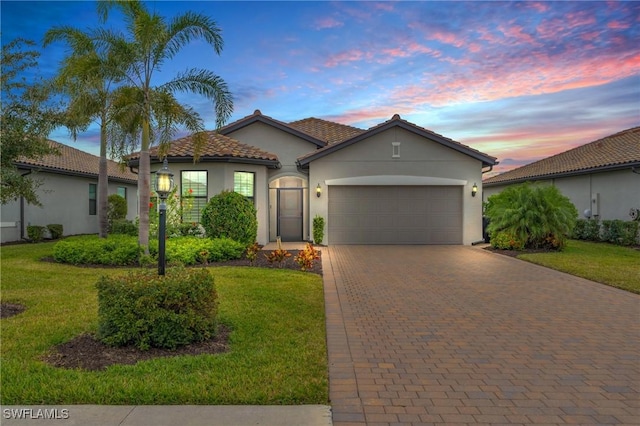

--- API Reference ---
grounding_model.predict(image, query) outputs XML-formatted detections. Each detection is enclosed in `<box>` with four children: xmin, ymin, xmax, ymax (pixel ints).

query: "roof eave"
<box><xmin>129</xmin><ymin>156</ymin><xmax>281</xmax><ymax>169</ymax></box>
<box><xmin>484</xmin><ymin>161</ymin><xmax>640</xmax><ymax>187</ymax></box>
<box><xmin>15</xmin><ymin>163</ymin><xmax>137</xmax><ymax>184</ymax></box>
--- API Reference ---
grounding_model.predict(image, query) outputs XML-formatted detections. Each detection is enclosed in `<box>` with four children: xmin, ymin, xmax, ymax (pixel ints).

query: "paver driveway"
<box><xmin>322</xmin><ymin>246</ymin><xmax>639</xmax><ymax>425</ymax></box>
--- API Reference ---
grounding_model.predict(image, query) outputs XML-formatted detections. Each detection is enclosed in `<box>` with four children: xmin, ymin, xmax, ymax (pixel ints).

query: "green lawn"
<box><xmin>518</xmin><ymin>240</ymin><xmax>640</xmax><ymax>294</ymax></box>
<box><xmin>0</xmin><ymin>242</ymin><xmax>328</xmax><ymax>405</ymax></box>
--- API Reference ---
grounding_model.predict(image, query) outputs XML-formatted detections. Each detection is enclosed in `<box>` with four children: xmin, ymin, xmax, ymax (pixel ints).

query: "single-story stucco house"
<box><xmin>483</xmin><ymin>127</ymin><xmax>640</xmax><ymax>222</ymax></box>
<box><xmin>129</xmin><ymin>111</ymin><xmax>497</xmax><ymax>245</ymax></box>
<box><xmin>0</xmin><ymin>140</ymin><xmax>138</xmax><ymax>243</ymax></box>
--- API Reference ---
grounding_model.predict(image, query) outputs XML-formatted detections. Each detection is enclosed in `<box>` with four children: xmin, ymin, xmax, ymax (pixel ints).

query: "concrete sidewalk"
<box><xmin>1</xmin><ymin>405</ymin><xmax>332</xmax><ymax>426</ymax></box>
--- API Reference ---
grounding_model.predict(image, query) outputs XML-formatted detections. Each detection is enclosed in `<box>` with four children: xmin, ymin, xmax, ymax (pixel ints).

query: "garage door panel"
<box><xmin>328</xmin><ymin>185</ymin><xmax>462</xmax><ymax>244</ymax></box>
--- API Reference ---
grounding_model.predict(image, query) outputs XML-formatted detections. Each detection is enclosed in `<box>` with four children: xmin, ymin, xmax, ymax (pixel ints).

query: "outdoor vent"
<box><xmin>392</xmin><ymin>142</ymin><xmax>400</xmax><ymax>158</ymax></box>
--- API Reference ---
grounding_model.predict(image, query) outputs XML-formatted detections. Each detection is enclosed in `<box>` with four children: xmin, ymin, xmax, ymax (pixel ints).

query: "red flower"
<box><xmin>188</xmin><ymin>188</ymin><xmax>193</xmax><ymax>194</ymax></box>
<box><xmin>149</xmin><ymin>202</ymin><xmax>154</xmax><ymax>208</ymax></box>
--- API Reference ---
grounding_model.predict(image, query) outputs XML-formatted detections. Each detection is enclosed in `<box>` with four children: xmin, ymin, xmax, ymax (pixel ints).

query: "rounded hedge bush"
<box><xmin>200</xmin><ymin>190</ymin><xmax>257</xmax><ymax>246</ymax></box>
<box><xmin>96</xmin><ymin>267</ymin><xmax>218</xmax><ymax>350</ymax></box>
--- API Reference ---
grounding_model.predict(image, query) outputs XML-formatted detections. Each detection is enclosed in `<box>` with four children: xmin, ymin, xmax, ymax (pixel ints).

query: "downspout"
<box><xmin>19</xmin><ymin>170</ymin><xmax>33</xmax><ymax>240</ymax></box>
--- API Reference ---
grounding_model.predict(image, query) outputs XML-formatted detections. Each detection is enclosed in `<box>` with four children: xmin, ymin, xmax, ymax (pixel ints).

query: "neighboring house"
<box><xmin>130</xmin><ymin>110</ymin><xmax>496</xmax><ymax>245</ymax></box>
<box><xmin>484</xmin><ymin>127</ymin><xmax>640</xmax><ymax>221</ymax></box>
<box><xmin>0</xmin><ymin>140</ymin><xmax>138</xmax><ymax>243</ymax></box>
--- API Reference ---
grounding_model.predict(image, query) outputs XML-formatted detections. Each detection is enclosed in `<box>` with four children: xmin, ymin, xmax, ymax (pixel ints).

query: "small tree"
<box><xmin>485</xmin><ymin>182</ymin><xmax>578</xmax><ymax>250</ymax></box>
<box><xmin>200</xmin><ymin>191</ymin><xmax>257</xmax><ymax>246</ymax></box>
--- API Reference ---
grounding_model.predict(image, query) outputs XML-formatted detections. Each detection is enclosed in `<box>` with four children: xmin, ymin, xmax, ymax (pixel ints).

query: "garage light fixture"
<box><xmin>316</xmin><ymin>183</ymin><xmax>322</xmax><ymax>198</ymax></box>
<box><xmin>471</xmin><ymin>183</ymin><xmax>478</xmax><ymax>197</ymax></box>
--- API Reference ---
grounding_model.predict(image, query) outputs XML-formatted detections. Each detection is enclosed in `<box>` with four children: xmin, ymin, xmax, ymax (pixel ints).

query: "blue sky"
<box><xmin>2</xmin><ymin>1</ymin><xmax>638</xmax><ymax>175</ymax></box>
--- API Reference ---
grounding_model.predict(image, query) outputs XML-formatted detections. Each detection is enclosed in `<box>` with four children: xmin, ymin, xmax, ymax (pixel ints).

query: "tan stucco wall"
<box><xmin>0</xmin><ymin>172</ymin><xmax>137</xmax><ymax>243</ymax></box>
<box><xmin>151</xmin><ymin>161</ymin><xmax>271</xmax><ymax>245</ymax></box>
<box><xmin>483</xmin><ymin>169</ymin><xmax>640</xmax><ymax>221</ymax></box>
<box><xmin>308</xmin><ymin>127</ymin><xmax>486</xmax><ymax>245</ymax></box>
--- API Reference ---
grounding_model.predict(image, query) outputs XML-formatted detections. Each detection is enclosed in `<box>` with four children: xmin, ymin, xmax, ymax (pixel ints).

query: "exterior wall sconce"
<box><xmin>155</xmin><ymin>158</ymin><xmax>174</xmax><ymax>276</ymax></box>
<box><xmin>316</xmin><ymin>183</ymin><xmax>322</xmax><ymax>198</ymax></box>
<box><xmin>471</xmin><ymin>183</ymin><xmax>478</xmax><ymax>197</ymax></box>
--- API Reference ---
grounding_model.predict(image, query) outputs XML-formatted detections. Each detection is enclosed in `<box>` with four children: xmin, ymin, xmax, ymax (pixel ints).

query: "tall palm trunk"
<box><xmin>98</xmin><ymin>120</ymin><xmax>109</xmax><ymax>238</ymax></box>
<box><xmin>137</xmin><ymin>119</ymin><xmax>151</xmax><ymax>252</ymax></box>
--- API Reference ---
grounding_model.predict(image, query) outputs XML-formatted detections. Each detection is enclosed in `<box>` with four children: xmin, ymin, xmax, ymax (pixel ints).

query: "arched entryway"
<box><xmin>269</xmin><ymin>176</ymin><xmax>307</xmax><ymax>242</ymax></box>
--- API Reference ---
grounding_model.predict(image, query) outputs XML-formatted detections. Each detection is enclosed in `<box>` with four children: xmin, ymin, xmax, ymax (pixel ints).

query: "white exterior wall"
<box><xmin>308</xmin><ymin>127</ymin><xmax>485</xmax><ymax>245</ymax></box>
<box><xmin>0</xmin><ymin>172</ymin><xmax>137</xmax><ymax>243</ymax></box>
<box><xmin>483</xmin><ymin>169</ymin><xmax>640</xmax><ymax>221</ymax></box>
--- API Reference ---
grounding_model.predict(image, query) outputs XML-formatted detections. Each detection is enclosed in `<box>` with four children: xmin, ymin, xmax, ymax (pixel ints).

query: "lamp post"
<box><xmin>155</xmin><ymin>158</ymin><xmax>174</xmax><ymax>276</ymax></box>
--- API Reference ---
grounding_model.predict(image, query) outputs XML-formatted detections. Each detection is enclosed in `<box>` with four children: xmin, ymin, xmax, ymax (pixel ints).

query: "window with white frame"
<box><xmin>181</xmin><ymin>171</ymin><xmax>207</xmax><ymax>223</ymax></box>
<box><xmin>234</xmin><ymin>171</ymin><xmax>255</xmax><ymax>203</ymax></box>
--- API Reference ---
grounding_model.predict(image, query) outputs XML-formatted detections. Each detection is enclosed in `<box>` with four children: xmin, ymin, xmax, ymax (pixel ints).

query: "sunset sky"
<box><xmin>2</xmin><ymin>1</ymin><xmax>638</xmax><ymax>176</ymax></box>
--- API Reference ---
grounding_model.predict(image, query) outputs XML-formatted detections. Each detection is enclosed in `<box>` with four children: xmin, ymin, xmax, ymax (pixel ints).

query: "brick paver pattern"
<box><xmin>322</xmin><ymin>246</ymin><xmax>639</xmax><ymax>425</ymax></box>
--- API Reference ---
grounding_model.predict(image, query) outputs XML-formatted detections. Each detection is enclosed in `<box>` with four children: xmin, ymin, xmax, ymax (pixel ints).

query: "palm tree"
<box><xmin>44</xmin><ymin>26</ymin><xmax>128</xmax><ymax>238</ymax></box>
<box><xmin>96</xmin><ymin>0</ymin><xmax>233</xmax><ymax>251</ymax></box>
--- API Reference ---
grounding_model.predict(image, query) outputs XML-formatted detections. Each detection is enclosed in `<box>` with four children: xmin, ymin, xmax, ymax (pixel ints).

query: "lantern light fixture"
<box><xmin>471</xmin><ymin>183</ymin><xmax>478</xmax><ymax>197</ymax></box>
<box><xmin>316</xmin><ymin>183</ymin><xmax>322</xmax><ymax>198</ymax></box>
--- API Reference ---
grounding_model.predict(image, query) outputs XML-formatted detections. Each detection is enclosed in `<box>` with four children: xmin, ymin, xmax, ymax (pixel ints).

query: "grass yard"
<box><xmin>0</xmin><ymin>242</ymin><xmax>328</xmax><ymax>405</ymax></box>
<box><xmin>518</xmin><ymin>240</ymin><xmax>640</xmax><ymax>294</ymax></box>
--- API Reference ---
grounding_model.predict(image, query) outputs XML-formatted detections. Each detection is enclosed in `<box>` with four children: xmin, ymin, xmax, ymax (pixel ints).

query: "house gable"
<box><xmin>297</xmin><ymin>114</ymin><xmax>497</xmax><ymax>168</ymax></box>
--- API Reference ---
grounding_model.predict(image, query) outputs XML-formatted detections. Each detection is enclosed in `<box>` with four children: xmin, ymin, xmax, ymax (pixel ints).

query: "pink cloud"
<box><xmin>498</xmin><ymin>23</ymin><xmax>538</xmax><ymax>45</ymax></box>
<box><xmin>324</xmin><ymin>49</ymin><xmax>372</xmax><ymax>67</ymax></box>
<box><xmin>314</xmin><ymin>17</ymin><xmax>344</xmax><ymax>30</ymax></box>
<box><xmin>608</xmin><ymin>20</ymin><xmax>631</xmax><ymax>29</ymax></box>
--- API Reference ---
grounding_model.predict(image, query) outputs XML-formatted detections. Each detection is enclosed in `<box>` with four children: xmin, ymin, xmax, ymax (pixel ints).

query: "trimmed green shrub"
<box><xmin>485</xmin><ymin>182</ymin><xmax>578</xmax><ymax>250</ymax></box>
<box><xmin>313</xmin><ymin>215</ymin><xmax>325</xmax><ymax>245</ymax></box>
<box><xmin>572</xmin><ymin>218</ymin><xmax>600</xmax><ymax>241</ymax></box>
<box><xmin>110</xmin><ymin>219</ymin><xmax>138</xmax><ymax>236</ymax></box>
<box><xmin>107</xmin><ymin>194</ymin><xmax>127</xmax><ymax>223</ymax></box>
<box><xmin>601</xmin><ymin>220</ymin><xmax>639</xmax><ymax>246</ymax></box>
<box><xmin>46</xmin><ymin>224</ymin><xmax>63</xmax><ymax>239</ymax></box>
<box><xmin>200</xmin><ymin>190</ymin><xmax>257</xmax><ymax>246</ymax></box>
<box><xmin>165</xmin><ymin>237</ymin><xmax>245</xmax><ymax>265</ymax></box>
<box><xmin>27</xmin><ymin>225</ymin><xmax>46</xmax><ymax>242</ymax></box>
<box><xmin>96</xmin><ymin>268</ymin><xmax>218</xmax><ymax>350</ymax></box>
<box><xmin>53</xmin><ymin>235</ymin><xmax>141</xmax><ymax>265</ymax></box>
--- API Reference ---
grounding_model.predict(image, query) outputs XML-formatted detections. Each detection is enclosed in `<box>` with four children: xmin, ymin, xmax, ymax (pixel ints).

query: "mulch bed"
<box><xmin>0</xmin><ymin>302</ymin><xmax>26</xmax><ymax>319</ymax></box>
<box><xmin>43</xmin><ymin>325</ymin><xmax>231</xmax><ymax>371</ymax></box>
<box><xmin>484</xmin><ymin>245</ymin><xmax>561</xmax><ymax>257</ymax></box>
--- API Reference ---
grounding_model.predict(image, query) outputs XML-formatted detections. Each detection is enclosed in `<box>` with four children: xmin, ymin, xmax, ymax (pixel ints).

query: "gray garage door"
<box><xmin>328</xmin><ymin>185</ymin><xmax>462</xmax><ymax>244</ymax></box>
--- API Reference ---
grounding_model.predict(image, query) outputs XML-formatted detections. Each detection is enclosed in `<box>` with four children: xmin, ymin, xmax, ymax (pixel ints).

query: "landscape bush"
<box><xmin>572</xmin><ymin>218</ymin><xmax>601</xmax><ymax>241</ymax></box>
<box><xmin>107</xmin><ymin>194</ymin><xmax>127</xmax><ymax>225</ymax></box>
<box><xmin>110</xmin><ymin>219</ymin><xmax>138</xmax><ymax>236</ymax></box>
<box><xmin>601</xmin><ymin>219</ymin><xmax>639</xmax><ymax>246</ymax></box>
<box><xmin>201</xmin><ymin>190</ymin><xmax>257</xmax><ymax>246</ymax></box>
<box><xmin>313</xmin><ymin>215</ymin><xmax>325</xmax><ymax>245</ymax></box>
<box><xmin>46</xmin><ymin>224</ymin><xmax>63</xmax><ymax>240</ymax></box>
<box><xmin>53</xmin><ymin>235</ymin><xmax>141</xmax><ymax>265</ymax></box>
<box><xmin>96</xmin><ymin>268</ymin><xmax>218</xmax><ymax>350</ymax></box>
<box><xmin>26</xmin><ymin>225</ymin><xmax>47</xmax><ymax>242</ymax></box>
<box><xmin>294</xmin><ymin>243</ymin><xmax>320</xmax><ymax>271</ymax></box>
<box><xmin>165</xmin><ymin>237</ymin><xmax>245</xmax><ymax>265</ymax></box>
<box><xmin>485</xmin><ymin>182</ymin><xmax>578</xmax><ymax>250</ymax></box>
<box><xmin>52</xmin><ymin>235</ymin><xmax>244</xmax><ymax>266</ymax></box>
<box><xmin>490</xmin><ymin>231</ymin><xmax>525</xmax><ymax>250</ymax></box>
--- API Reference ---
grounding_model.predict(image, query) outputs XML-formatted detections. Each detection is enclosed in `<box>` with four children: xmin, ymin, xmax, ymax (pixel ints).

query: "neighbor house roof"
<box><xmin>219</xmin><ymin>110</ymin><xmax>327</xmax><ymax>148</ymax></box>
<box><xmin>15</xmin><ymin>140</ymin><xmax>137</xmax><ymax>184</ymax></box>
<box><xmin>484</xmin><ymin>127</ymin><xmax>640</xmax><ymax>186</ymax></box>
<box><xmin>297</xmin><ymin>114</ymin><xmax>497</xmax><ymax>168</ymax></box>
<box><xmin>127</xmin><ymin>130</ymin><xmax>281</xmax><ymax>169</ymax></box>
<box><xmin>288</xmin><ymin>117</ymin><xmax>365</xmax><ymax>145</ymax></box>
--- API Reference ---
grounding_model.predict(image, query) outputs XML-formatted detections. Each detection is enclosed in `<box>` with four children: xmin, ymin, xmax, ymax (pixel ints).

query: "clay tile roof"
<box><xmin>484</xmin><ymin>127</ymin><xmax>640</xmax><ymax>185</ymax></box>
<box><xmin>16</xmin><ymin>140</ymin><xmax>137</xmax><ymax>183</ymax></box>
<box><xmin>128</xmin><ymin>131</ymin><xmax>279</xmax><ymax>166</ymax></box>
<box><xmin>288</xmin><ymin>117</ymin><xmax>365</xmax><ymax>145</ymax></box>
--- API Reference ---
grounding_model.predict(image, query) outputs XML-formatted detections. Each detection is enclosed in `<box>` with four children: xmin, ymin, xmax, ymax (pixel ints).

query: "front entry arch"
<box><xmin>269</xmin><ymin>176</ymin><xmax>307</xmax><ymax>242</ymax></box>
